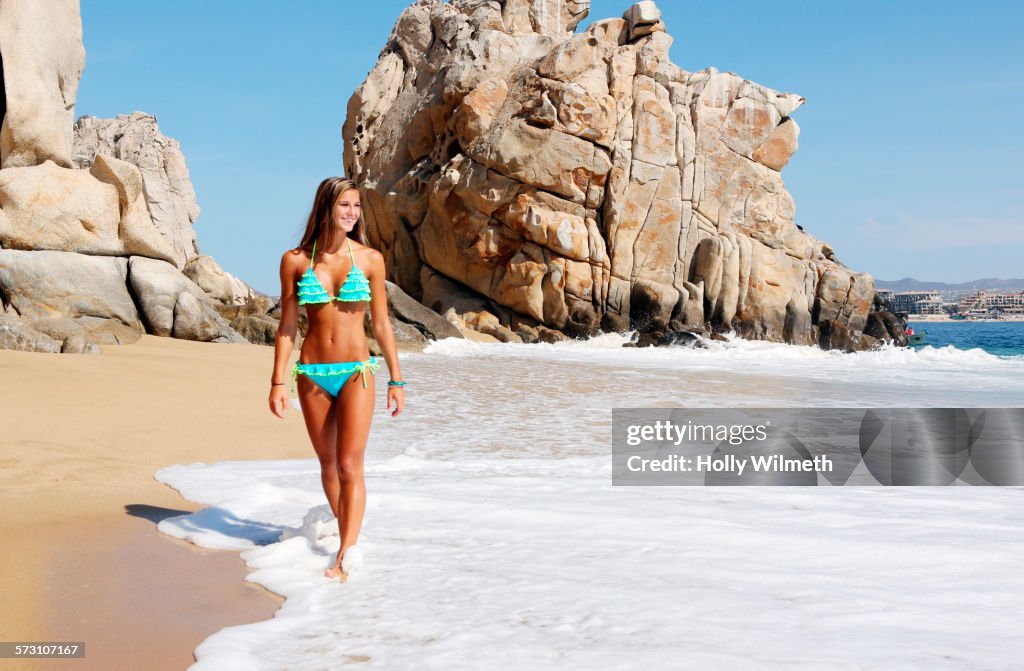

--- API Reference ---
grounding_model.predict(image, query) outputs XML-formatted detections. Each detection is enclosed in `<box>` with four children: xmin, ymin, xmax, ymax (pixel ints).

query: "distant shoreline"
<box><xmin>907</xmin><ymin>315</ymin><xmax>1024</xmax><ymax>323</ymax></box>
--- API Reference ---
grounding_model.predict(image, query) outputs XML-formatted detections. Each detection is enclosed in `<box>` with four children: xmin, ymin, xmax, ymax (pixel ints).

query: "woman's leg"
<box><xmin>332</xmin><ymin>372</ymin><xmax>376</xmax><ymax>566</ymax></box>
<box><xmin>297</xmin><ymin>375</ymin><xmax>341</xmax><ymax>519</ymax></box>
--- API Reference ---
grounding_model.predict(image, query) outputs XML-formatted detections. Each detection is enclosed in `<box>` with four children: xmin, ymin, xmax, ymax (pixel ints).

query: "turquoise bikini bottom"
<box><xmin>292</xmin><ymin>358</ymin><xmax>380</xmax><ymax>398</ymax></box>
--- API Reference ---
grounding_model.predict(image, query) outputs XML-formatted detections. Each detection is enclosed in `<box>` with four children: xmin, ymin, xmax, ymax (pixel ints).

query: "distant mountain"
<box><xmin>876</xmin><ymin>277</ymin><xmax>1024</xmax><ymax>292</ymax></box>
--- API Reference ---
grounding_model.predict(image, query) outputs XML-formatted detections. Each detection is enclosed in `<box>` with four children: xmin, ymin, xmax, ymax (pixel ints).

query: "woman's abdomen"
<box><xmin>299</xmin><ymin>310</ymin><xmax>371</xmax><ymax>363</ymax></box>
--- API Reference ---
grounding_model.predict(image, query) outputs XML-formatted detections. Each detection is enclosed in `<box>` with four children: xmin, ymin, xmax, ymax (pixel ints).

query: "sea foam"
<box><xmin>157</xmin><ymin>338</ymin><xmax>1024</xmax><ymax>669</ymax></box>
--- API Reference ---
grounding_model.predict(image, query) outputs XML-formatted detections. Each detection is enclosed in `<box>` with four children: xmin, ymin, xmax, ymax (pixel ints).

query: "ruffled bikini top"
<box><xmin>297</xmin><ymin>238</ymin><xmax>371</xmax><ymax>305</ymax></box>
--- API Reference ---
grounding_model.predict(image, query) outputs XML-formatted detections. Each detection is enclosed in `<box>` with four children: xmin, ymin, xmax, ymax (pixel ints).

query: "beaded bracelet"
<box><xmin>387</xmin><ymin>380</ymin><xmax>407</xmax><ymax>387</ymax></box>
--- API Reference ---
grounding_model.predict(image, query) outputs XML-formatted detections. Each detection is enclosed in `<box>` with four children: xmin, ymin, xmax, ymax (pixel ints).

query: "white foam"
<box><xmin>157</xmin><ymin>340</ymin><xmax>1024</xmax><ymax>669</ymax></box>
<box><xmin>423</xmin><ymin>333</ymin><xmax>1024</xmax><ymax>409</ymax></box>
<box><xmin>340</xmin><ymin>545</ymin><xmax>364</xmax><ymax>575</ymax></box>
<box><xmin>160</xmin><ymin>455</ymin><xmax>1024</xmax><ymax>670</ymax></box>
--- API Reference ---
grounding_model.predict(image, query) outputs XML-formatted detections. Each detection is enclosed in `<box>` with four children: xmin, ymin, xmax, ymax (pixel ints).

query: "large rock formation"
<box><xmin>73</xmin><ymin>112</ymin><xmax>201</xmax><ymax>268</ymax></box>
<box><xmin>73</xmin><ymin>112</ymin><xmax>253</xmax><ymax>304</ymax></box>
<box><xmin>0</xmin><ymin>0</ymin><xmax>84</xmax><ymax>169</ymax></box>
<box><xmin>0</xmin><ymin>156</ymin><xmax>178</xmax><ymax>264</ymax></box>
<box><xmin>0</xmin><ymin>0</ymin><xmax>247</xmax><ymax>353</ymax></box>
<box><xmin>344</xmin><ymin>0</ymin><xmax>903</xmax><ymax>349</ymax></box>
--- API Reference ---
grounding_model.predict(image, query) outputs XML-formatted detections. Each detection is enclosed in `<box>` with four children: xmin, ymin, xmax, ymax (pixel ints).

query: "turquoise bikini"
<box><xmin>293</xmin><ymin>359</ymin><xmax>378</xmax><ymax>397</ymax></box>
<box><xmin>292</xmin><ymin>238</ymin><xmax>379</xmax><ymax>397</ymax></box>
<box><xmin>297</xmin><ymin>238</ymin><xmax>371</xmax><ymax>304</ymax></box>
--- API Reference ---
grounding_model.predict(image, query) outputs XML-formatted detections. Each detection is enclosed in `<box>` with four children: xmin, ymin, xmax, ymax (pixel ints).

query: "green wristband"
<box><xmin>387</xmin><ymin>380</ymin><xmax>407</xmax><ymax>387</ymax></box>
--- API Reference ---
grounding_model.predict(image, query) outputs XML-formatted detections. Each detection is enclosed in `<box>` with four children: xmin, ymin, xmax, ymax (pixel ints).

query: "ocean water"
<box><xmin>157</xmin><ymin>336</ymin><xmax>1024</xmax><ymax>670</ymax></box>
<box><xmin>908</xmin><ymin>320</ymin><xmax>1024</xmax><ymax>357</ymax></box>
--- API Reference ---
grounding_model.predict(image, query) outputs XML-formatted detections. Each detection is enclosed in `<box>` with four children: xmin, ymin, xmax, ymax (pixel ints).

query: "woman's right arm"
<box><xmin>269</xmin><ymin>250</ymin><xmax>300</xmax><ymax>418</ymax></box>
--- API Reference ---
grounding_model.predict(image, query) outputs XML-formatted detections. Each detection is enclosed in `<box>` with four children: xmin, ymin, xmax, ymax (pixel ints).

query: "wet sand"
<box><xmin>0</xmin><ymin>335</ymin><xmax>312</xmax><ymax>670</ymax></box>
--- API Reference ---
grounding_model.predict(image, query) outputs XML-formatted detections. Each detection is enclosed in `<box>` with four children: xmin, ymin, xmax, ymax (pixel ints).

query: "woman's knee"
<box><xmin>336</xmin><ymin>458</ymin><xmax>364</xmax><ymax>482</ymax></box>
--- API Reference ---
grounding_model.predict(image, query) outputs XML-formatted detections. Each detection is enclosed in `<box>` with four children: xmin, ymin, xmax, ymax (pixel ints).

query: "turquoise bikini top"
<box><xmin>297</xmin><ymin>238</ymin><xmax>371</xmax><ymax>305</ymax></box>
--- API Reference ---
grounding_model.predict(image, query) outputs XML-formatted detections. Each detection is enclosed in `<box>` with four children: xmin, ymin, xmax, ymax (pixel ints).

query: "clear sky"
<box><xmin>76</xmin><ymin>1</ymin><xmax>1024</xmax><ymax>294</ymax></box>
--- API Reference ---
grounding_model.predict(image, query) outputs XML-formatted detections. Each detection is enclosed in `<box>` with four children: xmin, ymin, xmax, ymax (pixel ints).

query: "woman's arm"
<box><xmin>269</xmin><ymin>250</ymin><xmax>300</xmax><ymax>418</ymax></box>
<box><xmin>367</xmin><ymin>249</ymin><xmax>404</xmax><ymax>416</ymax></box>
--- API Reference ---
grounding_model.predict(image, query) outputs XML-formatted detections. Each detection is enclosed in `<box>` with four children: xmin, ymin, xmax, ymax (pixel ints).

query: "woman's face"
<box><xmin>333</xmin><ymin>189</ymin><xmax>361</xmax><ymax>233</ymax></box>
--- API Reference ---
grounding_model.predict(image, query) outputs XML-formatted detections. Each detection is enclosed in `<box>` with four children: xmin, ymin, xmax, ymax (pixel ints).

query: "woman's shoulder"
<box><xmin>281</xmin><ymin>246</ymin><xmax>311</xmax><ymax>269</ymax></box>
<box><xmin>350</xmin><ymin>241</ymin><xmax>383</xmax><ymax>265</ymax></box>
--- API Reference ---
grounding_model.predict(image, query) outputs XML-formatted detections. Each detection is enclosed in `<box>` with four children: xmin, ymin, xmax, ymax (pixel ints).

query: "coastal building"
<box><xmin>957</xmin><ymin>290</ymin><xmax>1024</xmax><ymax>316</ymax></box>
<box><xmin>913</xmin><ymin>297</ymin><xmax>946</xmax><ymax>315</ymax></box>
<box><xmin>890</xmin><ymin>291</ymin><xmax>943</xmax><ymax>315</ymax></box>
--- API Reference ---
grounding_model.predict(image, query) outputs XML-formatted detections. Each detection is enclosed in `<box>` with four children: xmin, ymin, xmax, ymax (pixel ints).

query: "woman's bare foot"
<box><xmin>323</xmin><ymin>546</ymin><xmax>350</xmax><ymax>581</ymax></box>
<box><xmin>323</xmin><ymin>553</ymin><xmax>348</xmax><ymax>581</ymax></box>
<box><xmin>324</xmin><ymin>545</ymin><xmax>362</xmax><ymax>581</ymax></box>
<box><xmin>323</xmin><ymin>564</ymin><xmax>347</xmax><ymax>581</ymax></box>
<box><xmin>325</xmin><ymin>544</ymin><xmax>366</xmax><ymax>581</ymax></box>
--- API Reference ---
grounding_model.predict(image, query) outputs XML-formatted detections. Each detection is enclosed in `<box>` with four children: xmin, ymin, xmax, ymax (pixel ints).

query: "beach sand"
<box><xmin>0</xmin><ymin>335</ymin><xmax>312</xmax><ymax>670</ymax></box>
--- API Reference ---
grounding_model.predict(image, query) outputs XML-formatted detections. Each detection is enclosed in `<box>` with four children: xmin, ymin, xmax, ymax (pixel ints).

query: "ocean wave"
<box><xmin>424</xmin><ymin>330</ymin><xmax>1023</xmax><ymax>372</ymax></box>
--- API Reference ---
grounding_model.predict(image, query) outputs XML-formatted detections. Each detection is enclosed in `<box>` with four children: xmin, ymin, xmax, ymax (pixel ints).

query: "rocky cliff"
<box><xmin>0</xmin><ymin>0</ymin><xmax>250</xmax><ymax>353</ymax></box>
<box><xmin>344</xmin><ymin>0</ymin><xmax>904</xmax><ymax>349</ymax></box>
<box><xmin>73</xmin><ymin>113</ymin><xmax>202</xmax><ymax>269</ymax></box>
<box><xmin>0</xmin><ymin>0</ymin><xmax>84</xmax><ymax>170</ymax></box>
<box><xmin>73</xmin><ymin>112</ymin><xmax>253</xmax><ymax>305</ymax></box>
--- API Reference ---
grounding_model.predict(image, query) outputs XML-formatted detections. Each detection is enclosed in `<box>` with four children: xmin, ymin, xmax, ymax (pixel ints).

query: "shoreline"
<box><xmin>2</xmin><ymin>514</ymin><xmax>280</xmax><ymax>671</ymax></box>
<box><xmin>0</xmin><ymin>335</ymin><xmax>314</xmax><ymax>669</ymax></box>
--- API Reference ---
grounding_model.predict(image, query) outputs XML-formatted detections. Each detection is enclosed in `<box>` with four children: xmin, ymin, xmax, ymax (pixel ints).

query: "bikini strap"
<box><xmin>309</xmin><ymin>239</ymin><xmax>317</xmax><ymax>270</ymax></box>
<box><xmin>347</xmin><ymin>238</ymin><xmax>356</xmax><ymax>264</ymax></box>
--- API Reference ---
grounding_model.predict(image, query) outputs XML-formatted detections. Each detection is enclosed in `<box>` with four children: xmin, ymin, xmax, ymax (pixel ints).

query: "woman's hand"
<box><xmin>269</xmin><ymin>385</ymin><xmax>290</xmax><ymax>418</ymax></box>
<box><xmin>387</xmin><ymin>386</ymin><xmax>405</xmax><ymax>417</ymax></box>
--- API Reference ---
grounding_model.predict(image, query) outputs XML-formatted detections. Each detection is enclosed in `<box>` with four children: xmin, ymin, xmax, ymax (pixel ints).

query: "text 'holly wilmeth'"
<box><xmin>611</xmin><ymin>408</ymin><xmax>1024</xmax><ymax>486</ymax></box>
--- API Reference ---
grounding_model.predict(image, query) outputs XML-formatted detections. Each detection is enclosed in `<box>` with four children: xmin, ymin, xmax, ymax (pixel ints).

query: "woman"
<box><xmin>268</xmin><ymin>177</ymin><xmax>405</xmax><ymax>581</ymax></box>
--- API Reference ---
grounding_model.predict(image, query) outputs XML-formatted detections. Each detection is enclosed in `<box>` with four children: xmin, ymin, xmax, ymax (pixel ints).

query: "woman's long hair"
<box><xmin>297</xmin><ymin>178</ymin><xmax>367</xmax><ymax>257</ymax></box>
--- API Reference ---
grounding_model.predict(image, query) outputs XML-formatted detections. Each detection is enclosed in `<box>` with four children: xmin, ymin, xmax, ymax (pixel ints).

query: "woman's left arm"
<box><xmin>367</xmin><ymin>250</ymin><xmax>404</xmax><ymax>416</ymax></box>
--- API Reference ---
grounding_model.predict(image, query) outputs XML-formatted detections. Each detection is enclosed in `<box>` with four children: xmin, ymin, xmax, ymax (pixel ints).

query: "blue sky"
<box><xmin>76</xmin><ymin>1</ymin><xmax>1023</xmax><ymax>294</ymax></box>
